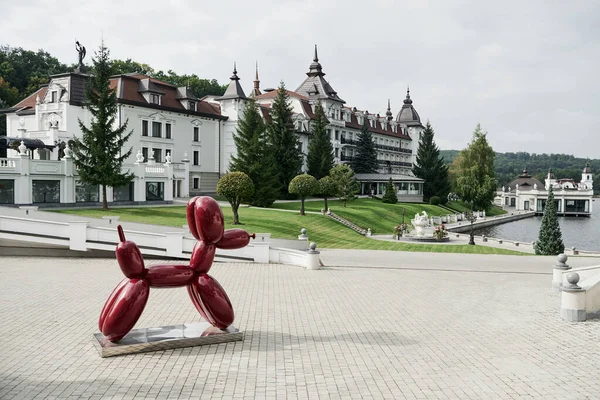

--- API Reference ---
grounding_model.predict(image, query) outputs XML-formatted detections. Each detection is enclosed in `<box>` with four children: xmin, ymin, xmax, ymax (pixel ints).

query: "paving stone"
<box><xmin>0</xmin><ymin>255</ymin><xmax>599</xmax><ymax>399</ymax></box>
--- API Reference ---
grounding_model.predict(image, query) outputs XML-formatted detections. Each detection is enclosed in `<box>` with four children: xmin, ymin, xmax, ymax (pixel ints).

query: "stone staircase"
<box><xmin>325</xmin><ymin>212</ymin><xmax>367</xmax><ymax>235</ymax></box>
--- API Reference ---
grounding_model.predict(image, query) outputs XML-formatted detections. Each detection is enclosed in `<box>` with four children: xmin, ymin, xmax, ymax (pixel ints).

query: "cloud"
<box><xmin>1</xmin><ymin>0</ymin><xmax>599</xmax><ymax>157</ymax></box>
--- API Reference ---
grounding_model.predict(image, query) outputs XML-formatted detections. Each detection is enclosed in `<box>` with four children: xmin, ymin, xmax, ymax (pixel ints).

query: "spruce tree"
<box><xmin>352</xmin><ymin>117</ymin><xmax>378</xmax><ymax>173</ymax></box>
<box><xmin>413</xmin><ymin>121</ymin><xmax>450</xmax><ymax>202</ymax></box>
<box><xmin>71</xmin><ymin>42</ymin><xmax>133</xmax><ymax>209</ymax></box>
<box><xmin>306</xmin><ymin>102</ymin><xmax>334</xmax><ymax>180</ymax></box>
<box><xmin>381</xmin><ymin>178</ymin><xmax>398</xmax><ymax>204</ymax></box>
<box><xmin>229</xmin><ymin>98</ymin><xmax>279</xmax><ymax>207</ymax></box>
<box><xmin>267</xmin><ymin>82</ymin><xmax>303</xmax><ymax>198</ymax></box>
<box><xmin>534</xmin><ymin>185</ymin><xmax>565</xmax><ymax>255</ymax></box>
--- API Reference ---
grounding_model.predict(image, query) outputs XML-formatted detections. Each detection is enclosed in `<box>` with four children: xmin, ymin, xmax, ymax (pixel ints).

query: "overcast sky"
<box><xmin>2</xmin><ymin>0</ymin><xmax>599</xmax><ymax>158</ymax></box>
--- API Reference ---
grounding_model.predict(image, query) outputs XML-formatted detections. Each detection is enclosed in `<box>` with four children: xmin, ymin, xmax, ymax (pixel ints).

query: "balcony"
<box><xmin>378</xmin><ymin>160</ymin><xmax>413</xmax><ymax>167</ymax></box>
<box><xmin>340</xmin><ymin>137</ymin><xmax>357</xmax><ymax>146</ymax></box>
<box><xmin>374</xmin><ymin>143</ymin><xmax>413</xmax><ymax>154</ymax></box>
<box><xmin>340</xmin><ymin>154</ymin><xmax>354</xmax><ymax>162</ymax></box>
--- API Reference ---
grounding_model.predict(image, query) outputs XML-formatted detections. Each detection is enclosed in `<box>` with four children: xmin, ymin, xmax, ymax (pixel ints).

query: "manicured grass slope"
<box><xmin>55</xmin><ymin>204</ymin><xmax>524</xmax><ymax>255</ymax></box>
<box><xmin>268</xmin><ymin>199</ymin><xmax>449</xmax><ymax>234</ymax></box>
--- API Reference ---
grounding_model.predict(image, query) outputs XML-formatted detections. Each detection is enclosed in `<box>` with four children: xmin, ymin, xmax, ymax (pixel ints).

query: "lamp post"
<box><xmin>468</xmin><ymin>200</ymin><xmax>477</xmax><ymax>245</ymax></box>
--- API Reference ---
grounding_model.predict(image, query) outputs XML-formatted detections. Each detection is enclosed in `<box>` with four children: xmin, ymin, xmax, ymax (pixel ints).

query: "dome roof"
<box><xmin>583</xmin><ymin>162</ymin><xmax>592</xmax><ymax>173</ymax></box>
<box><xmin>396</xmin><ymin>87</ymin><xmax>421</xmax><ymax>126</ymax></box>
<box><xmin>507</xmin><ymin>168</ymin><xmax>543</xmax><ymax>191</ymax></box>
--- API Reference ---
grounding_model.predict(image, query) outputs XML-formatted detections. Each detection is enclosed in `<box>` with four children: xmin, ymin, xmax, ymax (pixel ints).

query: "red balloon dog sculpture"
<box><xmin>98</xmin><ymin>196</ymin><xmax>255</xmax><ymax>342</ymax></box>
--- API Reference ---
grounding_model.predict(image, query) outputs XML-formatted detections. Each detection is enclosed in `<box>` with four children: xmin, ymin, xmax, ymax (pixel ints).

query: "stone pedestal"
<box><xmin>93</xmin><ymin>322</ymin><xmax>243</xmax><ymax>357</ymax></box>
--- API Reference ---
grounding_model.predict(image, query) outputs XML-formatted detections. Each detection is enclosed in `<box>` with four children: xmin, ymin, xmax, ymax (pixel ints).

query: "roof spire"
<box><xmin>403</xmin><ymin>86</ymin><xmax>413</xmax><ymax>105</ymax></box>
<box><xmin>306</xmin><ymin>45</ymin><xmax>324</xmax><ymax>77</ymax></box>
<box><xmin>251</xmin><ymin>61</ymin><xmax>261</xmax><ymax>97</ymax></box>
<box><xmin>386</xmin><ymin>99</ymin><xmax>393</xmax><ymax>121</ymax></box>
<box><xmin>230</xmin><ymin>62</ymin><xmax>239</xmax><ymax>81</ymax></box>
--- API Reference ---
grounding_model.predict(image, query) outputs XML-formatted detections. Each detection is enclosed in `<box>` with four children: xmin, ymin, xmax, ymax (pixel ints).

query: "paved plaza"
<box><xmin>1</xmin><ymin>254</ymin><xmax>599</xmax><ymax>399</ymax></box>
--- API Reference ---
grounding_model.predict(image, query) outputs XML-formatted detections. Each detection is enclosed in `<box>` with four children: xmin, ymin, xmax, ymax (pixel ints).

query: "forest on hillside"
<box><xmin>0</xmin><ymin>45</ymin><xmax>227</xmax><ymax>135</ymax></box>
<box><xmin>440</xmin><ymin>150</ymin><xmax>599</xmax><ymax>194</ymax></box>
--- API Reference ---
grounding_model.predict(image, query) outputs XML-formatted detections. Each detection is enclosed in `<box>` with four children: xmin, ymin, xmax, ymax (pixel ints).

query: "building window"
<box><xmin>32</xmin><ymin>180</ymin><xmax>60</xmax><ymax>203</ymax></box>
<box><xmin>152</xmin><ymin>121</ymin><xmax>162</xmax><ymax>138</ymax></box>
<box><xmin>146</xmin><ymin>182</ymin><xmax>164</xmax><ymax>200</ymax></box>
<box><xmin>165</xmin><ymin>123</ymin><xmax>172</xmax><ymax>139</ymax></box>
<box><xmin>188</xmin><ymin>101</ymin><xmax>196</xmax><ymax>111</ymax></box>
<box><xmin>153</xmin><ymin>148</ymin><xmax>162</xmax><ymax>163</ymax></box>
<box><xmin>193</xmin><ymin>151</ymin><xmax>199</xmax><ymax>166</ymax></box>
<box><xmin>193</xmin><ymin>177</ymin><xmax>199</xmax><ymax>189</ymax></box>
<box><xmin>51</xmin><ymin>91</ymin><xmax>57</xmax><ymax>103</ymax></box>
<box><xmin>150</xmin><ymin>94</ymin><xmax>160</xmax><ymax>104</ymax></box>
<box><xmin>114</xmin><ymin>182</ymin><xmax>134</xmax><ymax>202</ymax></box>
<box><xmin>165</xmin><ymin>149</ymin><xmax>171</xmax><ymax>159</ymax></box>
<box><xmin>193</xmin><ymin>127</ymin><xmax>199</xmax><ymax>142</ymax></box>
<box><xmin>334</xmin><ymin>148</ymin><xmax>339</xmax><ymax>158</ymax></box>
<box><xmin>0</xmin><ymin>179</ymin><xmax>15</xmax><ymax>204</ymax></box>
<box><xmin>142</xmin><ymin>120</ymin><xmax>149</xmax><ymax>136</ymax></box>
<box><xmin>335</xmin><ymin>130</ymin><xmax>339</xmax><ymax>140</ymax></box>
<box><xmin>142</xmin><ymin>147</ymin><xmax>148</xmax><ymax>162</ymax></box>
<box><xmin>76</xmin><ymin>181</ymin><xmax>99</xmax><ymax>203</ymax></box>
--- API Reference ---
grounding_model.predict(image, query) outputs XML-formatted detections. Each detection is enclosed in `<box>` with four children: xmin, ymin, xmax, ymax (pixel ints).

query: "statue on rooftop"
<box><xmin>75</xmin><ymin>40</ymin><xmax>86</xmax><ymax>72</ymax></box>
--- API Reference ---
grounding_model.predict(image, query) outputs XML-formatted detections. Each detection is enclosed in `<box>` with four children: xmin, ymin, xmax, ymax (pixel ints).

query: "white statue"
<box><xmin>502</xmin><ymin>186</ymin><xmax>505</xmax><ymax>192</ymax></box>
<box><xmin>411</xmin><ymin>211</ymin><xmax>429</xmax><ymax>237</ymax></box>
<box><xmin>534</xmin><ymin>183</ymin><xmax>537</xmax><ymax>190</ymax></box>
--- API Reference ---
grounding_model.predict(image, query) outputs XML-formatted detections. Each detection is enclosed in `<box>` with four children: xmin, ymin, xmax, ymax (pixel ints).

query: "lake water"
<box><xmin>472</xmin><ymin>201</ymin><xmax>600</xmax><ymax>251</ymax></box>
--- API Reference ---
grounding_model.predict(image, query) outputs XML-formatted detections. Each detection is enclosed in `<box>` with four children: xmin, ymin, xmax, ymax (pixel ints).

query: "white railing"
<box><xmin>145</xmin><ymin>166</ymin><xmax>165</xmax><ymax>174</ymax></box>
<box><xmin>0</xmin><ymin>159</ymin><xmax>16</xmax><ymax>168</ymax></box>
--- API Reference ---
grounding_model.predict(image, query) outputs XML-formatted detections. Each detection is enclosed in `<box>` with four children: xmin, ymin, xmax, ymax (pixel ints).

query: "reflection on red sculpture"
<box><xmin>98</xmin><ymin>196</ymin><xmax>255</xmax><ymax>342</ymax></box>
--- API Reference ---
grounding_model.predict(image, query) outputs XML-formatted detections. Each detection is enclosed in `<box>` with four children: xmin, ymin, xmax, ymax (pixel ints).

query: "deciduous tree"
<box><xmin>454</xmin><ymin>124</ymin><xmax>498</xmax><ymax>210</ymax></box>
<box><xmin>330</xmin><ymin>164</ymin><xmax>359</xmax><ymax>207</ymax></box>
<box><xmin>288</xmin><ymin>174</ymin><xmax>318</xmax><ymax>215</ymax></box>
<box><xmin>318</xmin><ymin>176</ymin><xmax>337</xmax><ymax>211</ymax></box>
<box><xmin>216</xmin><ymin>172</ymin><xmax>255</xmax><ymax>225</ymax></box>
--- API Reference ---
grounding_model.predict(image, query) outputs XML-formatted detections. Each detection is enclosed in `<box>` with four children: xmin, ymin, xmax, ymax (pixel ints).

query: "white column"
<box><xmin>16</xmin><ymin>150</ymin><xmax>32</xmax><ymax>204</ymax></box>
<box><xmin>62</xmin><ymin>155</ymin><xmax>76</xmax><ymax>203</ymax></box>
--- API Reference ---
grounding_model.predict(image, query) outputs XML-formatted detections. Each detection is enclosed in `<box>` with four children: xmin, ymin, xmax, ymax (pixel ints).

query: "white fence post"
<box><xmin>69</xmin><ymin>221</ymin><xmax>89</xmax><ymax>251</ymax></box>
<box><xmin>164</xmin><ymin>232</ymin><xmax>184</xmax><ymax>257</ymax></box>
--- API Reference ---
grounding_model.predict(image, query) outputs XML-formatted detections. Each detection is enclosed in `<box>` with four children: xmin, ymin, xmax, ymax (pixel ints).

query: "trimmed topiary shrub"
<box><xmin>429</xmin><ymin>196</ymin><xmax>441</xmax><ymax>205</ymax></box>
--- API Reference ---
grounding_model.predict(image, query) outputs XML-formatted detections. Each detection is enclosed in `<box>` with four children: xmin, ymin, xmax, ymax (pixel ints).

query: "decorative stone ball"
<box><xmin>301</xmin><ymin>228</ymin><xmax>307</xmax><ymax>235</ymax></box>
<box><xmin>309</xmin><ymin>242</ymin><xmax>317</xmax><ymax>251</ymax></box>
<box><xmin>566</xmin><ymin>272</ymin><xmax>580</xmax><ymax>286</ymax></box>
<box><xmin>557</xmin><ymin>253</ymin><xmax>568</xmax><ymax>264</ymax></box>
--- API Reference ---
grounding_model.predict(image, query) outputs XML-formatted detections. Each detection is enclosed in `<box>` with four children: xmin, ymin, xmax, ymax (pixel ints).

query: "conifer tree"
<box><xmin>267</xmin><ymin>82</ymin><xmax>303</xmax><ymax>197</ymax></box>
<box><xmin>413</xmin><ymin>121</ymin><xmax>450</xmax><ymax>202</ymax></box>
<box><xmin>352</xmin><ymin>116</ymin><xmax>378</xmax><ymax>173</ymax></box>
<box><xmin>306</xmin><ymin>102</ymin><xmax>334</xmax><ymax>179</ymax></box>
<box><xmin>229</xmin><ymin>98</ymin><xmax>279</xmax><ymax>207</ymax></box>
<box><xmin>534</xmin><ymin>185</ymin><xmax>565</xmax><ymax>255</ymax></box>
<box><xmin>381</xmin><ymin>178</ymin><xmax>398</xmax><ymax>204</ymax></box>
<box><xmin>71</xmin><ymin>42</ymin><xmax>133</xmax><ymax>209</ymax></box>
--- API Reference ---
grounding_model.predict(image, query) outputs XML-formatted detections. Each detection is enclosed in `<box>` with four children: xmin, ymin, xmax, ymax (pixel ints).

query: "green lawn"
<box><xmin>446</xmin><ymin>201</ymin><xmax>507</xmax><ymax>216</ymax></box>
<box><xmin>268</xmin><ymin>198</ymin><xmax>450</xmax><ymax>234</ymax></box>
<box><xmin>54</xmin><ymin>204</ymin><xmax>525</xmax><ymax>255</ymax></box>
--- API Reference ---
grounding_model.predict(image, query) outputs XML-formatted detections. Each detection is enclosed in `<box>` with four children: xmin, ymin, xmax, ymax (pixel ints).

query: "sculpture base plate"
<box><xmin>92</xmin><ymin>323</ymin><xmax>243</xmax><ymax>358</ymax></box>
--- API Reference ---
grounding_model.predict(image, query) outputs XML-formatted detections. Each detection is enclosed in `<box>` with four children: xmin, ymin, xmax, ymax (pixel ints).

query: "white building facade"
<box><xmin>498</xmin><ymin>166</ymin><xmax>593</xmax><ymax>216</ymax></box>
<box><xmin>0</xmin><ymin>47</ymin><xmax>425</xmax><ymax>205</ymax></box>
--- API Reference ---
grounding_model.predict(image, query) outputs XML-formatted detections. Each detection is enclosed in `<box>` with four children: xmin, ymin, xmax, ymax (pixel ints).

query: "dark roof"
<box><xmin>215</xmin><ymin>65</ymin><xmax>247</xmax><ymax>101</ymax></box>
<box><xmin>344</xmin><ymin>112</ymin><xmax>412</xmax><ymax>140</ymax></box>
<box><xmin>583</xmin><ymin>162</ymin><xmax>592</xmax><ymax>173</ymax></box>
<box><xmin>255</xmin><ymin>90</ymin><xmax>308</xmax><ymax>101</ymax></box>
<box><xmin>0</xmin><ymin>136</ymin><xmax>55</xmax><ymax>150</ymax></box>
<box><xmin>294</xmin><ymin>46</ymin><xmax>345</xmax><ymax>103</ymax></box>
<box><xmin>507</xmin><ymin>176</ymin><xmax>544</xmax><ymax>192</ymax></box>
<box><xmin>396</xmin><ymin>88</ymin><xmax>422</xmax><ymax>127</ymax></box>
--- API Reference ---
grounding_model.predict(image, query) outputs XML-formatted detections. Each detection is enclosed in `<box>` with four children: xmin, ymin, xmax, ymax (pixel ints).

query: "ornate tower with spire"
<box><xmin>250</xmin><ymin>62</ymin><xmax>261</xmax><ymax>98</ymax></box>
<box><xmin>581</xmin><ymin>161</ymin><xmax>593</xmax><ymax>189</ymax></box>
<box><xmin>295</xmin><ymin>45</ymin><xmax>345</xmax><ymax>104</ymax></box>
<box><xmin>386</xmin><ymin>99</ymin><xmax>393</xmax><ymax>121</ymax></box>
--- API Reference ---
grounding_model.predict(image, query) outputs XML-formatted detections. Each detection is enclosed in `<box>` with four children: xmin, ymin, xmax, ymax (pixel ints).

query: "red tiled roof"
<box><xmin>12</xmin><ymin>86</ymin><xmax>47</xmax><ymax>109</ymax></box>
<box><xmin>255</xmin><ymin>90</ymin><xmax>308</xmax><ymax>101</ymax></box>
<box><xmin>113</xmin><ymin>75</ymin><xmax>225</xmax><ymax>119</ymax></box>
<box><xmin>259</xmin><ymin>105</ymin><xmax>272</xmax><ymax>123</ymax></box>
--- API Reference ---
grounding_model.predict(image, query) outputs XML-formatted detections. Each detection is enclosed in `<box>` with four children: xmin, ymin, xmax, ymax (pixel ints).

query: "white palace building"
<box><xmin>0</xmin><ymin>46</ymin><xmax>425</xmax><ymax>206</ymax></box>
<box><xmin>498</xmin><ymin>166</ymin><xmax>594</xmax><ymax>216</ymax></box>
